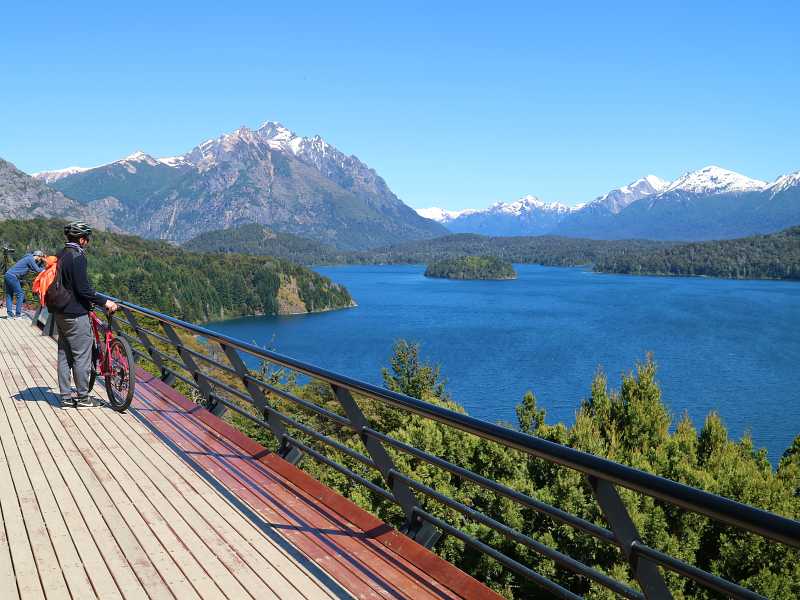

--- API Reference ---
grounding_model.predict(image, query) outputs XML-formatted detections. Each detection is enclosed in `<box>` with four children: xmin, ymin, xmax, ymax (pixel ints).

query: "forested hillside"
<box><xmin>185</xmin><ymin>226</ymin><xmax>672</xmax><ymax>267</ymax></box>
<box><xmin>595</xmin><ymin>226</ymin><xmax>800</xmax><ymax>280</ymax></box>
<box><xmin>349</xmin><ymin>233</ymin><xmax>672</xmax><ymax>265</ymax></box>
<box><xmin>183</xmin><ymin>223</ymin><xmax>340</xmax><ymax>265</ymax></box>
<box><xmin>0</xmin><ymin>218</ymin><xmax>353</xmax><ymax>321</ymax></box>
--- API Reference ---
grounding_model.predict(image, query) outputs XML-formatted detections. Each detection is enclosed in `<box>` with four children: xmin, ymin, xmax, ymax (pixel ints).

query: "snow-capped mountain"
<box><xmin>663</xmin><ymin>166</ymin><xmax>767</xmax><ymax>195</ymax></box>
<box><xmin>587</xmin><ymin>175</ymin><xmax>668</xmax><ymax>214</ymax></box>
<box><xmin>29</xmin><ymin>122</ymin><xmax>447</xmax><ymax>249</ymax></box>
<box><xmin>570</xmin><ymin>166</ymin><xmax>797</xmax><ymax>240</ymax></box>
<box><xmin>421</xmin><ymin>177</ymin><xmax>668</xmax><ymax>237</ymax></box>
<box><xmin>417</xmin><ymin>195</ymin><xmax>574</xmax><ymax>236</ymax></box>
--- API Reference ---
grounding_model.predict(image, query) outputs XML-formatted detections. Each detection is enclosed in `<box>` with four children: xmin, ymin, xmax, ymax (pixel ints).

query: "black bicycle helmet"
<box><xmin>64</xmin><ymin>221</ymin><xmax>93</xmax><ymax>238</ymax></box>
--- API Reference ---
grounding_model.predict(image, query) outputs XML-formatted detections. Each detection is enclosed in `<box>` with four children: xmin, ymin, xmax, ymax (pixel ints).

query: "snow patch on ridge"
<box><xmin>32</xmin><ymin>166</ymin><xmax>91</xmax><ymax>183</ymax></box>
<box><xmin>415</xmin><ymin>207</ymin><xmax>477</xmax><ymax>222</ymax></box>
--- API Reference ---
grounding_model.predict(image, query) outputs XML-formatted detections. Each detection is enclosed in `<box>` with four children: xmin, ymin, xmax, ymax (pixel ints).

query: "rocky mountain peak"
<box><xmin>257</xmin><ymin>121</ymin><xmax>296</xmax><ymax>141</ymax></box>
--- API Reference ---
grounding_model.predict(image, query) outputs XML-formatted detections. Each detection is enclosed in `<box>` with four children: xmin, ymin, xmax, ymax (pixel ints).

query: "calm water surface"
<box><xmin>206</xmin><ymin>265</ymin><xmax>800</xmax><ymax>464</ymax></box>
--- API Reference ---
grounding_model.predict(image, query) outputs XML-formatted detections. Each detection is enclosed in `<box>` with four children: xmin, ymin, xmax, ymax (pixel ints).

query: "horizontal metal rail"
<box><xmin>99</xmin><ymin>298</ymin><xmax>800</xmax><ymax>600</ymax></box>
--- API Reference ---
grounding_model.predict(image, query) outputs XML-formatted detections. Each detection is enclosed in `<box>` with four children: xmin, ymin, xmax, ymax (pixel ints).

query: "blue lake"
<box><xmin>206</xmin><ymin>265</ymin><xmax>800</xmax><ymax>464</ymax></box>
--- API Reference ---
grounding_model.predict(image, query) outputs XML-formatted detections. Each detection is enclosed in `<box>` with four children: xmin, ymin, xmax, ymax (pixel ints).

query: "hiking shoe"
<box><xmin>73</xmin><ymin>396</ymin><xmax>94</xmax><ymax>408</ymax></box>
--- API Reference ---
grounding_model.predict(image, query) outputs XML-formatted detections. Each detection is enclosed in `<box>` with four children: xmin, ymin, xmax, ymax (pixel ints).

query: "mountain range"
<box><xmin>26</xmin><ymin>122</ymin><xmax>447</xmax><ymax>250</ymax></box>
<box><xmin>419</xmin><ymin>167</ymin><xmax>800</xmax><ymax>240</ymax></box>
<box><xmin>2</xmin><ymin>120</ymin><xmax>798</xmax><ymax>247</ymax></box>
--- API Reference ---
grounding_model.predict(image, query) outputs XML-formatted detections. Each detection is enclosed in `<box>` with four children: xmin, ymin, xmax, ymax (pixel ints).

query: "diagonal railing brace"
<box><xmin>589</xmin><ymin>476</ymin><xmax>673</xmax><ymax>600</ymax></box>
<box><xmin>160</xmin><ymin>321</ymin><xmax>222</xmax><ymax>416</ymax></box>
<box><xmin>331</xmin><ymin>384</ymin><xmax>441</xmax><ymax>548</ymax></box>
<box><xmin>217</xmin><ymin>342</ymin><xmax>303</xmax><ymax>465</ymax></box>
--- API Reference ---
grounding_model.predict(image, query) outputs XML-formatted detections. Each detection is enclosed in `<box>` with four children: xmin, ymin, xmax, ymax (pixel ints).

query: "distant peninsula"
<box><xmin>424</xmin><ymin>255</ymin><xmax>517</xmax><ymax>280</ymax></box>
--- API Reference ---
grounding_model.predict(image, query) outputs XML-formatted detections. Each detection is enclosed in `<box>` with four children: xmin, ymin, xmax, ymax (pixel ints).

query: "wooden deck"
<box><xmin>0</xmin><ymin>315</ymin><xmax>500</xmax><ymax>600</ymax></box>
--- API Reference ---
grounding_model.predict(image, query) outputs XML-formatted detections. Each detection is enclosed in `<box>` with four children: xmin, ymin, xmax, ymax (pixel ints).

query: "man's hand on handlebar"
<box><xmin>104</xmin><ymin>300</ymin><xmax>119</xmax><ymax>314</ymax></box>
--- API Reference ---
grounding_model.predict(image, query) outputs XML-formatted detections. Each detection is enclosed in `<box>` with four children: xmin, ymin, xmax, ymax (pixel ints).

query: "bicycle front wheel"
<box><xmin>105</xmin><ymin>337</ymin><xmax>135</xmax><ymax>412</ymax></box>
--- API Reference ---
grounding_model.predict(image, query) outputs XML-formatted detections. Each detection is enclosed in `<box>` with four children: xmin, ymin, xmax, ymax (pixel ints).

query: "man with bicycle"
<box><xmin>52</xmin><ymin>222</ymin><xmax>118</xmax><ymax>407</ymax></box>
<box><xmin>4</xmin><ymin>249</ymin><xmax>46</xmax><ymax>318</ymax></box>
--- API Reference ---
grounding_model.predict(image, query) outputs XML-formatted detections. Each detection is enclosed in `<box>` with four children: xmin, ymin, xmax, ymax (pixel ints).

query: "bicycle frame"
<box><xmin>89</xmin><ymin>310</ymin><xmax>113</xmax><ymax>377</ymax></box>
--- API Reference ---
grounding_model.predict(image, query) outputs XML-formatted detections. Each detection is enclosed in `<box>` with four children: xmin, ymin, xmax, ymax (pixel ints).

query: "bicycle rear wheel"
<box><xmin>105</xmin><ymin>337</ymin><xmax>135</xmax><ymax>412</ymax></box>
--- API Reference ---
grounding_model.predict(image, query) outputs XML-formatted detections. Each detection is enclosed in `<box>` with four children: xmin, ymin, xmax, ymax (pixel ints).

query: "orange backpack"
<box><xmin>32</xmin><ymin>256</ymin><xmax>58</xmax><ymax>304</ymax></box>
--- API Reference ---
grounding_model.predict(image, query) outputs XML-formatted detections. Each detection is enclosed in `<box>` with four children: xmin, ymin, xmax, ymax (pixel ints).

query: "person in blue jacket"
<box><xmin>4</xmin><ymin>250</ymin><xmax>45</xmax><ymax>318</ymax></box>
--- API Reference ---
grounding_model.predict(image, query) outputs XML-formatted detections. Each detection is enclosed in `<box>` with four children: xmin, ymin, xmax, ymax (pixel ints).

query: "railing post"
<box><xmin>588</xmin><ymin>476</ymin><xmax>672</xmax><ymax>599</ymax></box>
<box><xmin>118</xmin><ymin>306</ymin><xmax>175</xmax><ymax>385</ymax></box>
<box><xmin>160</xmin><ymin>321</ymin><xmax>222</xmax><ymax>416</ymax></box>
<box><xmin>217</xmin><ymin>342</ymin><xmax>303</xmax><ymax>465</ymax></box>
<box><xmin>331</xmin><ymin>384</ymin><xmax>440</xmax><ymax>548</ymax></box>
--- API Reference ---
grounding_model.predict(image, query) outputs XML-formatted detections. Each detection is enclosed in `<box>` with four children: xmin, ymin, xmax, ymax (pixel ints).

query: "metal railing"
<box><xmin>38</xmin><ymin>300</ymin><xmax>800</xmax><ymax>600</ymax></box>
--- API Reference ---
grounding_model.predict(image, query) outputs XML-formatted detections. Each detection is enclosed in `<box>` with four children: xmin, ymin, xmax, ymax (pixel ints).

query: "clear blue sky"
<box><xmin>1</xmin><ymin>1</ymin><xmax>798</xmax><ymax>209</ymax></box>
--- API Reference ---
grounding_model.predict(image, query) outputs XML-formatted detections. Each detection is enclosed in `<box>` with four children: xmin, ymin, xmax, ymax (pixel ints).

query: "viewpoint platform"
<box><xmin>0</xmin><ymin>315</ymin><xmax>497</xmax><ymax>600</ymax></box>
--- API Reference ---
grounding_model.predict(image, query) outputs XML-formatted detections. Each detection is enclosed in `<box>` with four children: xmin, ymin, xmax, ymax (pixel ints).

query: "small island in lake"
<box><xmin>424</xmin><ymin>255</ymin><xmax>517</xmax><ymax>280</ymax></box>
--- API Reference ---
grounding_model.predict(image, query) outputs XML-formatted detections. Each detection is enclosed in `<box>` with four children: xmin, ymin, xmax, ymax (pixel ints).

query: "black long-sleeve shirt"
<box><xmin>57</xmin><ymin>243</ymin><xmax>106</xmax><ymax>317</ymax></box>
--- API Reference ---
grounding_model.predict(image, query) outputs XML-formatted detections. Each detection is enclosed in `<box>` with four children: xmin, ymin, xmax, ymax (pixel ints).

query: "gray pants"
<box><xmin>55</xmin><ymin>314</ymin><xmax>93</xmax><ymax>399</ymax></box>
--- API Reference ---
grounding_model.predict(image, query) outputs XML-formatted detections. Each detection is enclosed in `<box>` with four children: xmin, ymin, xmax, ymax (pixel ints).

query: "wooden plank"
<box><xmin>21</xmin><ymin>329</ymin><xmax>338</xmax><ymax>600</ymax></box>
<box><xmin>0</xmin><ymin>365</ymin><xmax>69</xmax><ymax>599</ymax></box>
<box><xmin>1</xmin><ymin>368</ymin><xmax>97</xmax><ymax>600</ymax></box>
<box><xmin>130</xmin><ymin>352</ymin><xmax>503</xmax><ymax>600</ymax></box>
<box><xmin>0</xmin><ymin>487</ymin><xmax>21</xmax><ymax>600</ymax></box>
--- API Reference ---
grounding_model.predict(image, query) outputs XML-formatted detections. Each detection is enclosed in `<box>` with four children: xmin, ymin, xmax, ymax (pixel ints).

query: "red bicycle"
<box><xmin>86</xmin><ymin>310</ymin><xmax>135</xmax><ymax>411</ymax></box>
